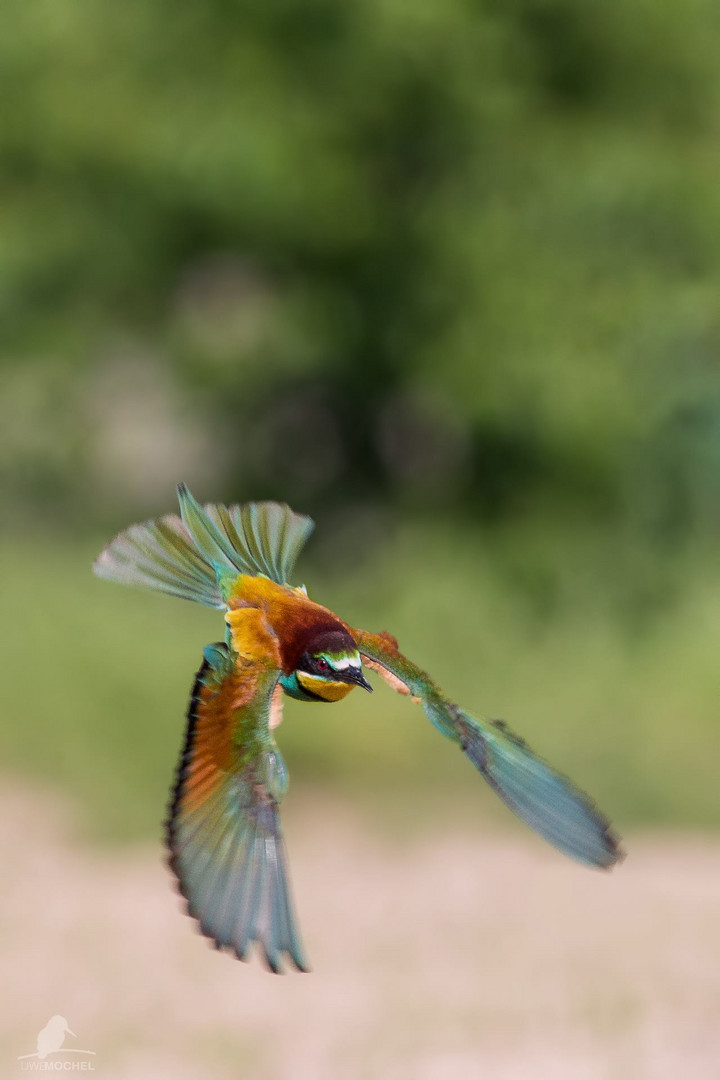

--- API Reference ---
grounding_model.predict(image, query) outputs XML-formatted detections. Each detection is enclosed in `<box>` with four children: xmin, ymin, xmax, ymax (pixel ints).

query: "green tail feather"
<box><xmin>179</xmin><ymin>485</ymin><xmax>314</xmax><ymax>586</ymax></box>
<box><xmin>93</xmin><ymin>485</ymin><xmax>315</xmax><ymax>605</ymax></box>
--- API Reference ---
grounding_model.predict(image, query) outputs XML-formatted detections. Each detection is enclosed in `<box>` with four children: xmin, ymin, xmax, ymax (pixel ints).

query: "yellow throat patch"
<box><xmin>296</xmin><ymin>671</ymin><xmax>355</xmax><ymax>702</ymax></box>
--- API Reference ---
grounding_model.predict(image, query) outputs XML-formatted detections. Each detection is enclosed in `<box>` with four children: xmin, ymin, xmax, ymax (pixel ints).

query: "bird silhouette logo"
<box><xmin>17</xmin><ymin>1015</ymin><xmax>96</xmax><ymax>1063</ymax></box>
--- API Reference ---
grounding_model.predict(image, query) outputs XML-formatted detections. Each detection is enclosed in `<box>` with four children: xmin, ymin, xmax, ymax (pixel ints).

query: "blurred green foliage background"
<box><xmin>2</xmin><ymin>0</ymin><xmax>720</xmax><ymax>838</ymax></box>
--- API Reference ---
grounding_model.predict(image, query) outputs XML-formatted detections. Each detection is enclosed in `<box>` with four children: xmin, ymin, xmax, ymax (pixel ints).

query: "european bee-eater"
<box><xmin>94</xmin><ymin>485</ymin><xmax>622</xmax><ymax>973</ymax></box>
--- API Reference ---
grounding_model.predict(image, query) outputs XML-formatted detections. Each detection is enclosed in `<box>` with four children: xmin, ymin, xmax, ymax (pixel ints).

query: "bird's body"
<box><xmin>94</xmin><ymin>485</ymin><xmax>623</xmax><ymax>973</ymax></box>
<box><xmin>226</xmin><ymin>573</ymin><xmax>360</xmax><ymax>702</ymax></box>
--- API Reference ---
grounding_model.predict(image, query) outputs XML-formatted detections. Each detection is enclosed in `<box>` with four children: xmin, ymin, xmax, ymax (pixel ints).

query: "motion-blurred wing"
<box><xmin>354</xmin><ymin>629</ymin><xmax>622</xmax><ymax>869</ymax></box>
<box><xmin>93</xmin><ymin>513</ymin><xmax>224</xmax><ymax>607</ymax></box>
<box><xmin>166</xmin><ymin>641</ymin><xmax>308</xmax><ymax>972</ymax></box>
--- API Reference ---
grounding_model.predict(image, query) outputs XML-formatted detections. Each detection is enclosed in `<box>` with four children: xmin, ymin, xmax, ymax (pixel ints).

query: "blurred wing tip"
<box><xmin>577</xmin><ymin>795</ymin><xmax>625</xmax><ymax>870</ymax></box>
<box><xmin>164</xmin><ymin>863</ymin><xmax>295</xmax><ymax>970</ymax></box>
<box><xmin>263</xmin><ymin>947</ymin><xmax>311</xmax><ymax>974</ymax></box>
<box><xmin>290</xmin><ymin>951</ymin><xmax>311</xmax><ymax>973</ymax></box>
<box><xmin>263</xmin><ymin>950</ymin><xmax>283</xmax><ymax>975</ymax></box>
<box><xmin>205</xmin><ymin>929</ymin><xmax>310</xmax><ymax>974</ymax></box>
<box><xmin>600</xmin><ymin>831</ymin><xmax>626</xmax><ymax>869</ymax></box>
<box><xmin>91</xmin><ymin>548</ymin><xmax>139</xmax><ymax>586</ymax></box>
<box><xmin>91</xmin><ymin>549</ymin><xmax>114</xmax><ymax>578</ymax></box>
<box><xmin>227</xmin><ymin>941</ymin><xmax>308</xmax><ymax>974</ymax></box>
<box><xmin>165</xmin><ymin>818</ymin><xmax>311</xmax><ymax>974</ymax></box>
<box><xmin>176</xmin><ymin>481</ymin><xmax>195</xmax><ymax>506</ymax></box>
<box><xmin>261</xmin><ymin>945</ymin><xmax>311</xmax><ymax>975</ymax></box>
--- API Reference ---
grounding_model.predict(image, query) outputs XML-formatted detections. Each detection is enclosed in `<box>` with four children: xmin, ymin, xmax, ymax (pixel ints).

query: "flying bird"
<box><xmin>93</xmin><ymin>485</ymin><xmax>622</xmax><ymax>973</ymax></box>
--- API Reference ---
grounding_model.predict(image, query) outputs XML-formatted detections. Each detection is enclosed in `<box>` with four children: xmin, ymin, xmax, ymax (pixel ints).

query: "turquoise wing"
<box><xmin>354</xmin><ymin>629</ymin><xmax>622</xmax><ymax>870</ymax></box>
<box><xmin>166</xmin><ymin>642</ymin><xmax>308</xmax><ymax>972</ymax></box>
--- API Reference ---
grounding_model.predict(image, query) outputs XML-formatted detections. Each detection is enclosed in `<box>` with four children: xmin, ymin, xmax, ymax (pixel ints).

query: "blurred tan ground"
<box><xmin>2</xmin><ymin>784</ymin><xmax>719</xmax><ymax>1080</ymax></box>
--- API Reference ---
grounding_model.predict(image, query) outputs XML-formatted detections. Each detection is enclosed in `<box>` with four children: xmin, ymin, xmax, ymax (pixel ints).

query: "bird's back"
<box><xmin>229</xmin><ymin>574</ymin><xmax>350</xmax><ymax>674</ymax></box>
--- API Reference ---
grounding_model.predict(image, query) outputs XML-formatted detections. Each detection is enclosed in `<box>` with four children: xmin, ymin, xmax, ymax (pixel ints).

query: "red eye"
<box><xmin>316</xmin><ymin>657</ymin><xmax>330</xmax><ymax>672</ymax></box>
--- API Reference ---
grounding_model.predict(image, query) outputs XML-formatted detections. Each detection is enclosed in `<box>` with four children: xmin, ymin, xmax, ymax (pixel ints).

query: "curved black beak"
<box><xmin>338</xmin><ymin>667</ymin><xmax>373</xmax><ymax>693</ymax></box>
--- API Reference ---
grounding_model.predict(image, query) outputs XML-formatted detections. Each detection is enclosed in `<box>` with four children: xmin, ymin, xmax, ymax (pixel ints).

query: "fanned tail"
<box><xmin>93</xmin><ymin>485</ymin><xmax>315</xmax><ymax>605</ymax></box>
<box><xmin>177</xmin><ymin>484</ymin><xmax>314</xmax><ymax>586</ymax></box>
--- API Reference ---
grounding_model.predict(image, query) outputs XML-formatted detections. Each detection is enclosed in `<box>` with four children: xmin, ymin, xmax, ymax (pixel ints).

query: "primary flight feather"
<box><xmin>93</xmin><ymin>484</ymin><xmax>623</xmax><ymax>973</ymax></box>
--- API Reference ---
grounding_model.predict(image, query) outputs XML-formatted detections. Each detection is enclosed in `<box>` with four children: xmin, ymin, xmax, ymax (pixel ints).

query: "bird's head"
<box><xmin>295</xmin><ymin>629</ymin><xmax>373</xmax><ymax>702</ymax></box>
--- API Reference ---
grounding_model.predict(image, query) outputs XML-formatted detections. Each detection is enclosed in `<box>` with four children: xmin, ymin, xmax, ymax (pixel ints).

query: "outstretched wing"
<box><xmin>166</xmin><ymin>639</ymin><xmax>308</xmax><ymax>972</ymax></box>
<box><xmin>354</xmin><ymin>629</ymin><xmax>622</xmax><ymax>869</ymax></box>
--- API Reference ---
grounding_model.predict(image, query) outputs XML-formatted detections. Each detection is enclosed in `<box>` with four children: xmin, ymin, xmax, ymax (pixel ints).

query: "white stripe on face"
<box><xmin>327</xmin><ymin>653</ymin><xmax>361</xmax><ymax>671</ymax></box>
